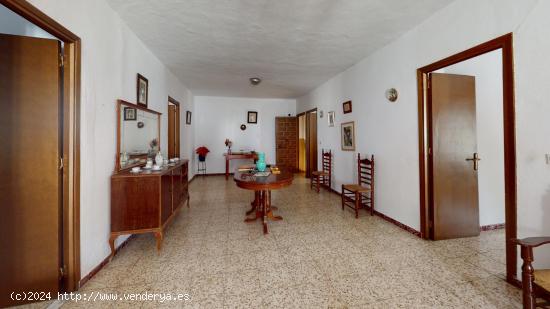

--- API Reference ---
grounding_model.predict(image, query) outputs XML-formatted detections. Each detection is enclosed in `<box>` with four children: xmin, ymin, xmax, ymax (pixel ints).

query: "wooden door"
<box><xmin>168</xmin><ymin>104</ymin><xmax>179</xmax><ymax>158</ymax></box>
<box><xmin>275</xmin><ymin>117</ymin><xmax>298</xmax><ymax>170</ymax></box>
<box><xmin>429</xmin><ymin>73</ymin><xmax>480</xmax><ymax>240</ymax></box>
<box><xmin>0</xmin><ymin>34</ymin><xmax>62</xmax><ymax>307</ymax></box>
<box><xmin>306</xmin><ymin>111</ymin><xmax>318</xmax><ymax>178</ymax></box>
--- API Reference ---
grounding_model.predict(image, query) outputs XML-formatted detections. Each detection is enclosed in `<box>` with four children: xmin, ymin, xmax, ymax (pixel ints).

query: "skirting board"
<box><xmin>78</xmin><ymin>235</ymin><xmax>135</xmax><ymax>288</ymax></box>
<box><xmin>481</xmin><ymin>223</ymin><xmax>505</xmax><ymax>231</ymax></box>
<box><xmin>328</xmin><ymin>188</ymin><xmax>421</xmax><ymax>237</ymax></box>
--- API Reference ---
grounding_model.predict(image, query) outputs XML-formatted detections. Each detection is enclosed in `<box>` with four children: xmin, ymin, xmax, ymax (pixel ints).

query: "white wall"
<box><xmin>16</xmin><ymin>0</ymin><xmax>196</xmax><ymax>278</ymax></box>
<box><xmin>0</xmin><ymin>5</ymin><xmax>55</xmax><ymax>39</ymax></box>
<box><xmin>437</xmin><ymin>50</ymin><xmax>505</xmax><ymax>227</ymax></box>
<box><xmin>194</xmin><ymin>96</ymin><xmax>296</xmax><ymax>174</ymax></box>
<box><xmin>297</xmin><ymin>0</ymin><xmax>550</xmax><ymax>271</ymax></box>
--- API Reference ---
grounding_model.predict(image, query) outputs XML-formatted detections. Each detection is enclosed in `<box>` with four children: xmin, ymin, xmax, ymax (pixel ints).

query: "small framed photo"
<box><xmin>124</xmin><ymin>107</ymin><xmax>137</xmax><ymax>121</ymax></box>
<box><xmin>186</xmin><ymin>111</ymin><xmax>192</xmax><ymax>125</ymax></box>
<box><xmin>247</xmin><ymin>111</ymin><xmax>258</xmax><ymax>124</ymax></box>
<box><xmin>328</xmin><ymin>111</ymin><xmax>335</xmax><ymax>127</ymax></box>
<box><xmin>137</xmin><ymin>73</ymin><xmax>148</xmax><ymax>107</ymax></box>
<box><xmin>343</xmin><ymin>100</ymin><xmax>352</xmax><ymax>114</ymax></box>
<box><xmin>341</xmin><ymin>121</ymin><xmax>355</xmax><ymax>151</ymax></box>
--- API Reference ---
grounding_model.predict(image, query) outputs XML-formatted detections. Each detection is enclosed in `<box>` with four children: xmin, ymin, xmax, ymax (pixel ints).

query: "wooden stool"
<box><xmin>311</xmin><ymin>149</ymin><xmax>331</xmax><ymax>193</ymax></box>
<box><xmin>341</xmin><ymin>154</ymin><xmax>374</xmax><ymax>218</ymax></box>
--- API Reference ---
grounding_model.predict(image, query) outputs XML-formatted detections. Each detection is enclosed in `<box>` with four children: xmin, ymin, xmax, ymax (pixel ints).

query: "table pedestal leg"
<box><xmin>262</xmin><ymin>190</ymin><xmax>268</xmax><ymax>234</ymax></box>
<box><xmin>244</xmin><ymin>190</ymin><xmax>283</xmax><ymax>234</ymax></box>
<box><xmin>245</xmin><ymin>191</ymin><xmax>263</xmax><ymax>222</ymax></box>
<box><xmin>246</xmin><ymin>191</ymin><xmax>260</xmax><ymax>215</ymax></box>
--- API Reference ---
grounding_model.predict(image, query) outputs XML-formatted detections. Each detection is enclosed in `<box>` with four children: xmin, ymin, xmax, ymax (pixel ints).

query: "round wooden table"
<box><xmin>233</xmin><ymin>168</ymin><xmax>294</xmax><ymax>234</ymax></box>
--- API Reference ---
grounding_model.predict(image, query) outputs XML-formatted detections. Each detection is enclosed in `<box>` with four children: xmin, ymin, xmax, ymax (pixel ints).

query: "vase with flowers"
<box><xmin>224</xmin><ymin>138</ymin><xmax>233</xmax><ymax>154</ymax></box>
<box><xmin>195</xmin><ymin>146</ymin><xmax>210</xmax><ymax>162</ymax></box>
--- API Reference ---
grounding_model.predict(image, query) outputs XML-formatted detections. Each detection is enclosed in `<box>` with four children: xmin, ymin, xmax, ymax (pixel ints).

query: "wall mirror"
<box><xmin>116</xmin><ymin>100</ymin><xmax>161</xmax><ymax>171</ymax></box>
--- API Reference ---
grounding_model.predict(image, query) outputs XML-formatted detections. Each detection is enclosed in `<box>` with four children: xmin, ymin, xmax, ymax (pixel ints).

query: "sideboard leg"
<box><xmin>154</xmin><ymin>231</ymin><xmax>163</xmax><ymax>253</ymax></box>
<box><xmin>108</xmin><ymin>234</ymin><xmax>117</xmax><ymax>261</ymax></box>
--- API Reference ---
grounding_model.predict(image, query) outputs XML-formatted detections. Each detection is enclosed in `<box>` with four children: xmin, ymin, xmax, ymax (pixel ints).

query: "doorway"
<box><xmin>417</xmin><ymin>34</ymin><xmax>517</xmax><ymax>284</ymax></box>
<box><xmin>297</xmin><ymin>108</ymin><xmax>318</xmax><ymax>178</ymax></box>
<box><xmin>0</xmin><ymin>1</ymin><xmax>81</xmax><ymax>306</ymax></box>
<box><xmin>298</xmin><ymin>114</ymin><xmax>306</xmax><ymax>172</ymax></box>
<box><xmin>168</xmin><ymin>96</ymin><xmax>180</xmax><ymax>158</ymax></box>
<box><xmin>275</xmin><ymin>117</ymin><xmax>298</xmax><ymax>170</ymax></box>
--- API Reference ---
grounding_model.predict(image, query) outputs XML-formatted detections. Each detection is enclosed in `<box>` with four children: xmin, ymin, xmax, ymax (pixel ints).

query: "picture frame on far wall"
<box><xmin>186</xmin><ymin>111</ymin><xmax>192</xmax><ymax>125</ymax></box>
<box><xmin>343</xmin><ymin>100</ymin><xmax>352</xmax><ymax>114</ymax></box>
<box><xmin>247</xmin><ymin>111</ymin><xmax>258</xmax><ymax>124</ymax></box>
<box><xmin>328</xmin><ymin>111</ymin><xmax>335</xmax><ymax>127</ymax></box>
<box><xmin>137</xmin><ymin>73</ymin><xmax>148</xmax><ymax>107</ymax></box>
<box><xmin>341</xmin><ymin>121</ymin><xmax>355</xmax><ymax>151</ymax></box>
<box><xmin>124</xmin><ymin>107</ymin><xmax>137</xmax><ymax>121</ymax></box>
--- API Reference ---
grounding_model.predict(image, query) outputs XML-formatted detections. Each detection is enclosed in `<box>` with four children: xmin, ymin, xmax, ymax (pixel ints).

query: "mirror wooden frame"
<box><xmin>115</xmin><ymin>99</ymin><xmax>161</xmax><ymax>172</ymax></box>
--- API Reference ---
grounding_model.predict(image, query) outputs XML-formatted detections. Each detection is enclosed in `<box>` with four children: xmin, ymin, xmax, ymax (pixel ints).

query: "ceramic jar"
<box><xmin>256</xmin><ymin>152</ymin><xmax>266</xmax><ymax>172</ymax></box>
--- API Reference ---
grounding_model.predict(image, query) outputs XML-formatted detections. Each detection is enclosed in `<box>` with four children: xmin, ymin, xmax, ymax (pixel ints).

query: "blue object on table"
<box><xmin>256</xmin><ymin>152</ymin><xmax>267</xmax><ymax>172</ymax></box>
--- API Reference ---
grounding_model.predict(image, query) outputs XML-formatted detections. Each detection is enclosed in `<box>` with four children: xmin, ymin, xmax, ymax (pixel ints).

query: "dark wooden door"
<box><xmin>429</xmin><ymin>73</ymin><xmax>480</xmax><ymax>240</ymax></box>
<box><xmin>306</xmin><ymin>111</ymin><xmax>318</xmax><ymax>178</ymax></box>
<box><xmin>0</xmin><ymin>34</ymin><xmax>62</xmax><ymax>307</ymax></box>
<box><xmin>168</xmin><ymin>104</ymin><xmax>179</xmax><ymax>158</ymax></box>
<box><xmin>275</xmin><ymin>117</ymin><xmax>298</xmax><ymax>170</ymax></box>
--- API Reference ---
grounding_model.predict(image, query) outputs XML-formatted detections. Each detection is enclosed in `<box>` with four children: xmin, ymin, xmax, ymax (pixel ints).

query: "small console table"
<box><xmin>224</xmin><ymin>152</ymin><xmax>257</xmax><ymax>180</ymax></box>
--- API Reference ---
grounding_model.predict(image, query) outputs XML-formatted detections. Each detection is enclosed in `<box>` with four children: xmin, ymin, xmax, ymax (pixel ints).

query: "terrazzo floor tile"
<box><xmin>31</xmin><ymin>174</ymin><xmax>519</xmax><ymax>309</ymax></box>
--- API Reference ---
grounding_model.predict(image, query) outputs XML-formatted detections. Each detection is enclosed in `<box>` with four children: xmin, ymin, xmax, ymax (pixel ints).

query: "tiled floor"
<box><xmin>24</xmin><ymin>175</ymin><xmax>521</xmax><ymax>308</ymax></box>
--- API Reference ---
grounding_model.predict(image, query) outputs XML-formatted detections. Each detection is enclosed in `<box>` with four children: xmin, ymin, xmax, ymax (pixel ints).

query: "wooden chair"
<box><xmin>513</xmin><ymin>237</ymin><xmax>550</xmax><ymax>309</ymax></box>
<box><xmin>341</xmin><ymin>154</ymin><xmax>374</xmax><ymax>218</ymax></box>
<box><xmin>310</xmin><ymin>149</ymin><xmax>332</xmax><ymax>193</ymax></box>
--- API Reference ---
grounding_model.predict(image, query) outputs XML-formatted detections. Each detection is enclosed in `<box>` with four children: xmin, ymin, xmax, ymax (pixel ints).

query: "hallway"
<box><xmin>61</xmin><ymin>175</ymin><xmax>519</xmax><ymax>308</ymax></box>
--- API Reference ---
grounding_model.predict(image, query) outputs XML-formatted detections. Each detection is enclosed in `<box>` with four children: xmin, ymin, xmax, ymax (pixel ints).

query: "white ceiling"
<box><xmin>107</xmin><ymin>0</ymin><xmax>453</xmax><ymax>98</ymax></box>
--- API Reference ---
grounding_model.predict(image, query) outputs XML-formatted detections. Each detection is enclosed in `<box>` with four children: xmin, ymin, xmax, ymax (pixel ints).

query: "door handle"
<box><xmin>466</xmin><ymin>152</ymin><xmax>481</xmax><ymax>171</ymax></box>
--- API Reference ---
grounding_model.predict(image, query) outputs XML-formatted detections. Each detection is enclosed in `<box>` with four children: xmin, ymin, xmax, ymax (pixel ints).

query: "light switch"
<box><xmin>546</xmin><ymin>154</ymin><xmax>550</xmax><ymax>164</ymax></box>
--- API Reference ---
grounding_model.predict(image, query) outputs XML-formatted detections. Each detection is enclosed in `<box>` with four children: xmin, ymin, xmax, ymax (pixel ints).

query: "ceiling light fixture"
<box><xmin>249</xmin><ymin>77</ymin><xmax>262</xmax><ymax>86</ymax></box>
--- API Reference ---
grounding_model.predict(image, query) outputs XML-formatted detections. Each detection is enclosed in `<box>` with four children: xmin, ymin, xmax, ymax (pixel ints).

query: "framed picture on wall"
<box><xmin>328</xmin><ymin>111</ymin><xmax>335</xmax><ymax>127</ymax></box>
<box><xmin>186</xmin><ymin>111</ymin><xmax>192</xmax><ymax>125</ymax></box>
<box><xmin>341</xmin><ymin>121</ymin><xmax>355</xmax><ymax>151</ymax></box>
<box><xmin>247</xmin><ymin>111</ymin><xmax>258</xmax><ymax>124</ymax></box>
<box><xmin>342</xmin><ymin>100</ymin><xmax>352</xmax><ymax>114</ymax></box>
<box><xmin>124</xmin><ymin>107</ymin><xmax>137</xmax><ymax>121</ymax></box>
<box><xmin>137</xmin><ymin>73</ymin><xmax>148</xmax><ymax>107</ymax></box>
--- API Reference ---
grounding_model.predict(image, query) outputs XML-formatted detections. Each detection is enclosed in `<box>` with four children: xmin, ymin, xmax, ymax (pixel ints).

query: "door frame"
<box><xmin>296</xmin><ymin>108</ymin><xmax>317</xmax><ymax>177</ymax></box>
<box><xmin>1</xmin><ymin>0</ymin><xmax>82</xmax><ymax>291</ymax></box>
<box><xmin>168</xmin><ymin>96</ymin><xmax>180</xmax><ymax>158</ymax></box>
<box><xmin>417</xmin><ymin>33</ymin><xmax>517</xmax><ymax>284</ymax></box>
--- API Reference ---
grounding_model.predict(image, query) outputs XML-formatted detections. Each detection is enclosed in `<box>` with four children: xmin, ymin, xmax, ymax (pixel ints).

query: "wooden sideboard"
<box><xmin>109</xmin><ymin>160</ymin><xmax>189</xmax><ymax>258</ymax></box>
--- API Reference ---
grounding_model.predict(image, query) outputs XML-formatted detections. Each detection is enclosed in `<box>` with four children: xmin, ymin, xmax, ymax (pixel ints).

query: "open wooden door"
<box><xmin>306</xmin><ymin>111</ymin><xmax>318</xmax><ymax>178</ymax></box>
<box><xmin>275</xmin><ymin>117</ymin><xmax>297</xmax><ymax>170</ymax></box>
<box><xmin>429</xmin><ymin>73</ymin><xmax>480</xmax><ymax>240</ymax></box>
<box><xmin>0</xmin><ymin>34</ymin><xmax>62</xmax><ymax>307</ymax></box>
<box><xmin>167</xmin><ymin>99</ymin><xmax>180</xmax><ymax>158</ymax></box>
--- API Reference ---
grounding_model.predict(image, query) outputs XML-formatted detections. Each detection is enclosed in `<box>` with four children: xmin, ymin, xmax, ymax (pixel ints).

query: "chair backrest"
<box><xmin>357</xmin><ymin>154</ymin><xmax>374</xmax><ymax>188</ymax></box>
<box><xmin>321</xmin><ymin>149</ymin><xmax>331</xmax><ymax>175</ymax></box>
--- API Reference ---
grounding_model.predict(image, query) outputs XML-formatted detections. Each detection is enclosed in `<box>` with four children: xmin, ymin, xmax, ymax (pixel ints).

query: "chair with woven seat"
<box><xmin>341</xmin><ymin>154</ymin><xmax>374</xmax><ymax>218</ymax></box>
<box><xmin>513</xmin><ymin>237</ymin><xmax>550</xmax><ymax>309</ymax></box>
<box><xmin>310</xmin><ymin>149</ymin><xmax>332</xmax><ymax>193</ymax></box>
